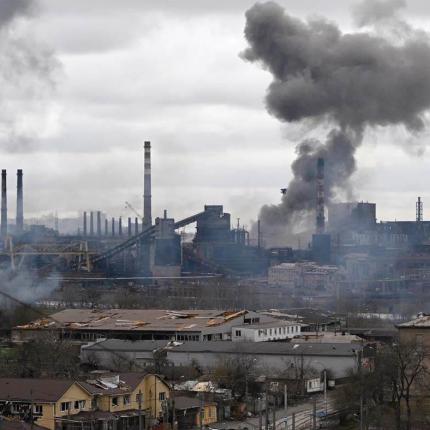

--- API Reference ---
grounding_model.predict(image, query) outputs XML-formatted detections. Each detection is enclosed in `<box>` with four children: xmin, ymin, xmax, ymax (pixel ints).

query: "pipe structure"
<box><xmin>83</xmin><ymin>211</ymin><xmax>88</xmax><ymax>236</ymax></box>
<box><xmin>16</xmin><ymin>169</ymin><xmax>23</xmax><ymax>233</ymax></box>
<box><xmin>1</xmin><ymin>170</ymin><xmax>7</xmax><ymax>238</ymax></box>
<box><xmin>97</xmin><ymin>211</ymin><xmax>101</xmax><ymax>236</ymax></box>
<box><xmin>143</xmin><ymin>141</ymin><xmax>152</xmax><ymax>227</ymax></box>
<box><xmin>90</xmin><ymin>211</ymin><xmax>94</xmax><ymax>236</ymax></box>
<box><xmin>316</xmin><ymin>158</ymin><xmax>325</xmax><ymax>234</ymax></box>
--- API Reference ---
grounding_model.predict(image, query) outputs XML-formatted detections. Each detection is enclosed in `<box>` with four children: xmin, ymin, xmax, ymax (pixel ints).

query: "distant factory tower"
<box><xmin>1</xmin><ymin>170</ymin><xmax>7</xmax><ymax>238</ymax></box>
<box><xmin>16</xmin><ymin>169</ymin><xmax>23</xmax><ymax>233</ymax></box>
<box><xmin>316</xmin><ymin>157</ymin><xmax>325</xmax><ymax>234</ymax></box>
<box><xmin>417</xmin><ymin>196</ymin><xmax>423</xmax><ymax>222</ymax></box>
<box><xmin>143</xmin><ymin>141</ymin><xmax>152</xmax><ymax>227</ymax></box>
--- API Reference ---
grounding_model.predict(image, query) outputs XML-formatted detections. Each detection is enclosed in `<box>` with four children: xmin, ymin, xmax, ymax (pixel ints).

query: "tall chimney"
<box><xmin>417</xmin><ymin>197</ymin><xmax>423</xmax><ymax>222</ymax></box>
<box><xmin>105</xmin><ymin>218</ymin><xmax>108</xmax><ymax>235</ymax></box>
<box><xmin>83</xmin><ymin>211</ymin><xmax>87</xmax><ymax>236</ymax></box>
<box><xmin>97</xmin><ymin>211</ymin><xmax>101</xmax><ymax>236</ymax></box>
<box><xmin>143</xmin><ymin>141</ymin><xmax>152</xmax><ymax>227</ymax></box>
<box><xmin>16</xmin><ymin>169</ymin><xmax>23</xmax><ymax>233</ymax></box>
<box><xmin>1</xmin><ymin>170</ymin><xmax>7</xmax><ymax>238</ymax></box>
<box><xmin>111</xmin><ymin>217</ymin><xmax>115</xmax><ymax>236</ymax></box>
<box><xmin>90</xmin><ymin>211</ymin><xmax>94</xmax><ymax>236</ymax></box>
<box><xmin>128</xmin><ymin>217</ymin><xmax>132</xmax><ymax>237</ymax></box>
<box><xmin>316</xmin><ymin>158</ymin><xmax>325</xmax><ymax>234</ymax></box>
<box><xmin>119</xmin><ymin>216</ymin><xmax>123</xmax><ymax>236</ymax></box>
<box><xmin>135</xmin><ymin>217</ymin><xmax>138</xmax><ymax>235</ymax></box>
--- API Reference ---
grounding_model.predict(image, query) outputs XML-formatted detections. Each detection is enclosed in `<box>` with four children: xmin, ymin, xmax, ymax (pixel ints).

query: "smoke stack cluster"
<box><xmin>143</xmin><ymin>141</ymin><xmax>152</xmax><ymax>227</ymax></box>
<box><xmin>0</xmin><ymin>169</ymin><xmax>25</xmax><ymax>236</ymax></box>
<box><xmin>243</xmin><ymin>1</ymin><xmax>430</xmax><ymax>244</ymax></box>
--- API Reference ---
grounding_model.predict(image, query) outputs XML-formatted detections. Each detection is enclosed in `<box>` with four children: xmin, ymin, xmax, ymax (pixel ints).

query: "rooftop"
<box><xmin>84</xmin><ymin>339</ymin><xmax>361</xmax><ymax>357</ymax></box>
<box><xmin>0</xmin><ymin>379</ymin><xmax>75</xmax><ymax>402</ymax></box>
<box><xmin>397</xmin><ymin>314</ymin><xmax>430</xmax><ymax>328</ymax></box>
<box><xmin>14</xmin><ymin>309</ymin><xmax>252</xmax><ymax>333</ymax></box>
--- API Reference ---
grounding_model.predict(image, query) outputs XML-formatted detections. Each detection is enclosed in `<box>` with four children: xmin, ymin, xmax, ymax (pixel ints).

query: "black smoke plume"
<box><xmin>243</xmin><ymin>1</ymin><xmax>430</xmax><ymax>244</ymax></box>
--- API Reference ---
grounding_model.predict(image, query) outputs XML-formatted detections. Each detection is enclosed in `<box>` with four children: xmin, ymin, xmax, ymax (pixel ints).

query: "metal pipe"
<box><xmin>16</xmin><ymin>169</ymin><xmax>23</xmax><ymax>233</ymax></box>
<box><xmin>1</xmin><ymin>170</ymin><xmax>7</xmax><ymax>238</ymax></box>
<box><xmin>143</xmin><ymin>141</ymin><xmax>152</xmax><ymax>227</ymax></box>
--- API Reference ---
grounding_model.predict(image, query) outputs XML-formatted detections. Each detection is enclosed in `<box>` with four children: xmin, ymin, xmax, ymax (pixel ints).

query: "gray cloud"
<box><xmin>243</xmin><ymin>1</ymin><xmax>430</xmax><ymax>242</ymax></box>
<box><xmin>0</xmin><ymin>0</ymin><xmax>59</xmax><ymax>153</ymax></box>
<box><xmin>353</xmin><ymin>0</ymin><xmax>405</xmax><ymax>27</ymax></box>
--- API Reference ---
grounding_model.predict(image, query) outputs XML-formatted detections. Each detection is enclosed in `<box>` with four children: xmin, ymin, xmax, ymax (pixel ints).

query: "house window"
<box><xmin>123</xmin><ymin>395</ymin><xmax>130</xmax><ymax>405</ymax></box>
<box><xmin>207</xmin><ymin>408</ymin><xmax>212</xmax><ymax>418</ymax></box>
<box><xmin>91</xmin><ymin>399</ymin><xmax>97</xmax><ymax>410</ymax></box>
<box><xmin>159</xmin><ymin>392</ymin><xmax>166</xmax><ymax>401</ymax></box>
<box><xmin>136</xmin><ymin>393</ymin><xmax>143</xmax><ymax>404</ymax></box>
<box><xmin>61</xmin><ymin>402</ymin><xmax>71</xmax><ymax>412</ymax></box>
<box><xmin>33</xmin><ymin>405</ymin><xmax>43</xmax><ymax>415</ymax></box>
<box><xmin>112</xmin><ymin>397</ymin><xmax>119</xmax><ymax>407</ymax></box>
<box><xmin>269</xmin><ymin>329</ymin><xmax>272</xmax><ymax>335</ymax></box>
<box><xmin>235</xmin><ymin>330</ymin><xmax>241</xmax><ymax>337</ymax></box>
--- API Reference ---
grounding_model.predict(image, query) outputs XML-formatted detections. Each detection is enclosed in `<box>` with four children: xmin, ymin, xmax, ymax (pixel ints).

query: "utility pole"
<box><xmin>138</xmin><ymin>389</ymin><xmax>142</xmax><ymax>430</ymax></box>
<box><xmin>323</xmin><ymin>370</ymin><xmax>327</xmax><ymax>416</ymax></box>
<box><xmin>265</xmin><ymin>382</ymin><xmax>269</xmax><ymax>430</ymax></box>
<box><xmin>313</xmin><ymin>399</ymin><xmax>317</xmax><ymax>430</ymax></box>
<box><xmin>199</xmin><ymin>392</ymin><xmax>204</xmax><ymax>430</ymax></box>
<box><xmin>258</xmin><ymin>398</ymin><xmax>262</xmax><ymax>430</ymax></box>
<box><xmin>272</xmin><ymin>408</ymin><xmax>276</xmax><ymax>430</ymax></box>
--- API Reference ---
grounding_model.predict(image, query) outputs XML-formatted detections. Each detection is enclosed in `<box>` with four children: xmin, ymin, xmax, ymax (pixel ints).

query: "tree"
<box><xmin>334</xmin><ymin>341</ymin><xmax>430</xmax><ymax>430</ymax></box>
<box><xmin>213</xmin><ymin>354</ymin><xmax>259</xmax><ymax>400</ymax></box>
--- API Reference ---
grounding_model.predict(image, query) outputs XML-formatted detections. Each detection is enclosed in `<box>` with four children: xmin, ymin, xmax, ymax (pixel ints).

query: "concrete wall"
<box><xmin>166</xmin><ymin>351</ymin><xmax>356</xmax><ymax>379</ymax></box>
<box><xmin>231</xmin><ymin>324</ymin><xmax>301</xmax><ymax>342</ymax></box>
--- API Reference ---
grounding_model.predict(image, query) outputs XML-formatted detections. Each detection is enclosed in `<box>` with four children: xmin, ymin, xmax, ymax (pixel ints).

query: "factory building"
<box><xmin>12</xmin><ymin>309</ymin><xmax>272</xmax><ymax>344</ymax></box>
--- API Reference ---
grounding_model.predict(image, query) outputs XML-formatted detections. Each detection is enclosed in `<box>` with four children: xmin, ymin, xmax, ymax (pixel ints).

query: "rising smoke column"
<box><xmin>243</xmin><ymin>0</ymin><xmax>430</xmax><ymax>242</ymax></box>
<box><xmin>0</xmin><ymin>0</ymin><xmax>58</xmax><ymax>151</ymax></box>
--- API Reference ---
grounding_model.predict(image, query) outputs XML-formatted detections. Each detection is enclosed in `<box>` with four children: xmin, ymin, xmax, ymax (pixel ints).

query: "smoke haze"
<box><xmin>0</xmin><ymin>0</ymin><xmax>58</xmax><ymax>152</ymax></box>
<box><xmin>243</xmin><ymin>1</ymin><xmax>430</xmax><ymax>245</ymax></box>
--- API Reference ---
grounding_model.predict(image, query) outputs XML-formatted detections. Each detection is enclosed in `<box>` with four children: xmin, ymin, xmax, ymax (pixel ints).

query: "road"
<box><xmin>210</xmin><ymin>395</ymin><xmax>336</xmax><ymax>430</ymax></box>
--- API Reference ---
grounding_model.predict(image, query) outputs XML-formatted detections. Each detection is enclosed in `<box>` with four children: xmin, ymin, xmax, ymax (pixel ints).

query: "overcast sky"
<box><xmin>3</xmin><ymin>0</ymin><xmax>430</xmax><ymax>228</ymax></box>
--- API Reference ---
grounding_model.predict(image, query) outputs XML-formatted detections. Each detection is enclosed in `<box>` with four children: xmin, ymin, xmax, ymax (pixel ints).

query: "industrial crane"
<box><xmin>124</xmin><ymin>201</ymin><xmax>143</xmax><ymax>222</ymax></box>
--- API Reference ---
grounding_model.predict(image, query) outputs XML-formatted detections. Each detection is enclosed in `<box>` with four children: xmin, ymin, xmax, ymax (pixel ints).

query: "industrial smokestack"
<box><xmin>97</xmin><ymin>211</ymin><xmax>101</xmax><ymax>236</ymax></box>
<box><xmin>111</xmin><ymin>217</ymin><xmax>115</xmax><ymax>236</ymax></box>
<box><xmin>135</xmin><ymin>217</ymin><xmax>138</xmax><ymax>235</ymax></box>
<box><xmin>90</xmin><ymin>211</ymin><xmax>94</xmax><ymax>236</ymax></box>
<box><xmin>16</xmin><ymin>169</ymin><xmax>23</xmax><ymax>233</ymax></box>
<box><xmin>1</xmin><ymin>170</ymin><xmax>7</xmax><ymax>238</ymax></box>
<box><xmin>105</xmin><ymin>218</ymin><xmax>108</xmax><ymax>235</ymax></box>
<box><xmin>417</xmin><ymin>197</ymin><xmax>423</xmax><ymax>222</ymax></box>
<box><xmin>143</xmin><ymin>141</ymin><xmax>152</xmax><ymax>227</ymax></box>
<box><xmin>119</xmin><ymin>216</ymin><xmax>122</xmax><ymax>236</ymax></box>
<box><xmin>316</xmin><ymin>158</ymin><xmax>325</xmax><ymax>234</ymax></box>
<box><xmin>128</xmin><ymin>217</ymin><xmax>132</xmax><ymax>237</ymax></box>
<box><xmin>83</xmin><ymin>211</ymin><xmax>87</xmax><ymax>236</ymax></box>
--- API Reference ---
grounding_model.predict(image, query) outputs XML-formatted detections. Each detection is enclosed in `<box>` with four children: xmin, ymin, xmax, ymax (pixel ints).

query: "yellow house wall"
<box><xmin>95</xmin><ymin>375</ymin><xmax>170</xmax><ymax>417</ymax></box>
<box><xmin>54</xmin><ymin>383</ymin><xmax>93</xmax><ymax>419</ymax></box>
<box><xmin>196</xmin><ymin>404</ymin><xmax>218</xmax><ymax>426</ymax></box>
<box><xmin>141</xmin><ymin>375</ymin><xmax>170</xmax><ymax>418</ymax></box>
<box><xmin>33</xmin><ymin>403</ymin><xmax>56</xmax><ymax>430</ymax></box>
